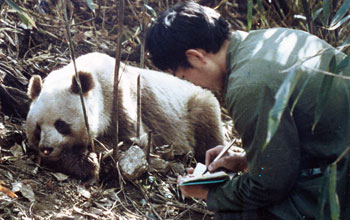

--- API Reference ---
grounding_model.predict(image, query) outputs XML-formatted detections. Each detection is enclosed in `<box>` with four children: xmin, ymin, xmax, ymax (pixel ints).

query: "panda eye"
<box><xmin>54</xmin><ymin>119</ymin><xmax>71</xmax><ymax>135</ymax></box>
<box><xmin>34</xmin><ymin>124</ymin><xmax>41</xmax><ymax>140</ymax></box>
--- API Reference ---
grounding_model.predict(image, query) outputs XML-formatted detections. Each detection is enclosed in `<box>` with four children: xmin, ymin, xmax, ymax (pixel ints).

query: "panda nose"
<box><xmin>40</xmin><ymin>147</ymin><xmax>53</xmax><ymax>156</ymax></box>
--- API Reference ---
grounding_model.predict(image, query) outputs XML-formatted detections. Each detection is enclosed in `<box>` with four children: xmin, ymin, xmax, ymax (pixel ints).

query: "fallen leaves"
<box><xmin>0</xmin><ymin>183</ymin><xmax>17</xmax><ymax>199</ymax></box>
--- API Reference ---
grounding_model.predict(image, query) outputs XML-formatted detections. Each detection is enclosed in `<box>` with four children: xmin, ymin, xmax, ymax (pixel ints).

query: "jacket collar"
<box><xmin>223</xmin><ymin>30</ymin><xmax>248</xmax><ymax>96</ymax></box>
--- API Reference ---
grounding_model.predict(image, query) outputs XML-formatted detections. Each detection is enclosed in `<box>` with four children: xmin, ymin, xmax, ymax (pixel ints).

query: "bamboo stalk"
<box><xmin>136</xmin><ymin>74</ymin><xmax>141</xmax><ymax>138</ymax></box>
<box><xmin>61</xmin><ymin>0</ymin><xmax>95</xmax><ymax>153</ymax></box>
<box><xmin>146</xmin><ymin>130</ymin><xmax>152</xmax><ymax>163</ymax></box>
<box><xmin>139</xmin><ymin>0</ymin><xmax>147</xmax><ymax>68</ymax></box>
<box><xmin>112</xmin><ymin>0</ymin><xmax>125</xmax><ymax>164</ymax></box>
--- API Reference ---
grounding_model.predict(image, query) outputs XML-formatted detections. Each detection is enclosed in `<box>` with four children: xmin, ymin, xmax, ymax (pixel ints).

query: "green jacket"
<box><xmin>207</xmin><ymin>28</ymin><xmax>350</xmax><ymax>219</ymax></box>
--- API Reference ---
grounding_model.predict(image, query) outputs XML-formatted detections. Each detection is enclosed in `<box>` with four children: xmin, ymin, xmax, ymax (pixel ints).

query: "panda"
<box><xmin>26</xmin><ymin>52</ymin><xmax>225</xmax><ymax>182</ymax></box>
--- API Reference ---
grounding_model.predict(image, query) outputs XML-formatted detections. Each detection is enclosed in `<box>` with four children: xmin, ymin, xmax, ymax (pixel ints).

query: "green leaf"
<box><xmin>337</xmin><ymin>36</ymin><xmax>350</xmax><ymax>52</ymax></box>
<box><xmin>86</xmin><ymin>0</ymin><xmax>94</xmax><ymax>13</ymax></box>
<box><xmin>313</xmin><ymin>8</ymin><xmax>323</xmax><ymax>22</ymax></box>
<box><xmin>291</xmin><ymin>73</ymin><xmax>314</xmax><ymax>114</ymax></box>
<box><xmin>144</xmin><ymin>4</ymin><xmax>157</xmax><ymax>17</ymax></box>
<box><xmin>263</xmin><ymin>67</ymin><xmax>302</xmax><ymax>150</ymax></box>
<box><xmin>5</xmin><ymin>0</ymin><xmax>20</xmax><ymax>11</ymax></box>
<box><xmin>312</xmin><ymin>54</ymin><xmax>349</xmax><ymax>131</ymax></box>
<box><xmin>257</xmin><ymin>0</ymin><xmax>263</xmax><ymax>11</ymax></box>
<box><xmin>328</xmin><ymin>14</ymin><xmax>350</xmax><ymax>30</ymax></box>
<box><xmin>329</xmin><ymin>163</ymin><xmax>340</xmax><ymax>220</ymax></box>
<box><xmin>323</xmin><ymin>0</ymin><xmax>330</xmax><ymax>26</ymax></box>
<box><xmin>247</xmin><ymin>0</ymin><xmax>253</xmax><ymax>31</ymax></box>
<box><xmin>329</xmin><ymin>0</ymin><xmax>350</xmax><ymax>27</ymax></box>
<box><xmin>316</xmin><ymin>167</ymin><xmax>330</xmax><ymax>220</ymax></box>
<box><xmin>313</xmin><ymin>55</ymin><xmax>337</xmax><ymax>131</ymax></box>
<box><xmin>335</xmin><ymin>55</ymin><xmax>350</xmax><ymax>73</ymax></box>
<box><xmin>343</xmin><ymin>35</ymin><xmax>350</xmax><ymax>46</ymax></box>
<box><xmin>5</xmin><ymin>0</ymin><xmax>37</xmax><ymax>28</ymax></box>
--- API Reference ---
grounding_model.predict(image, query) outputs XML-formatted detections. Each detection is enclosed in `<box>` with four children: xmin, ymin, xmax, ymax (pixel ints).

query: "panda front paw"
<box><xmin>81</xmin><ymin>152</ymin><xmax>100</xmax><ymax>186</ymax></box>
<box><xmin>44</xmin><ymin>151</ymin><xmax>100</xmax><ymax>184</ymax></box>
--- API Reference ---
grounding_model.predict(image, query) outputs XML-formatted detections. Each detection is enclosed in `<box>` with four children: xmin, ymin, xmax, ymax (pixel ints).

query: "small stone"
<box><xmin>119</xmin><ymin>145</ymin><xmax>148</xmax><ymax>180</ymax></box>
<box><xmin>149</xmin><ymin>157</ymin><xmax>170</xmax><ymax>174</ymax></box>
<box><xmin>170</xmin><ymin>162</ymin><xmax>185</xmax><ymax>175</ymax></box>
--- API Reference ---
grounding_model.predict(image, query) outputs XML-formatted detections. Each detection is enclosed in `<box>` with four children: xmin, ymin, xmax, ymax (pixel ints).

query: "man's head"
<box><xmin>145</xmin><ymin>2</ymin><xmax>231</xmax><ymax>72</ymax></box>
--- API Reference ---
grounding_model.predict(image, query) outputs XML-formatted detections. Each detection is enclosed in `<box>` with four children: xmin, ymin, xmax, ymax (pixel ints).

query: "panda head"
<box><xmin>26</xmin><ymin>71</ymin><xmax>96</xmax><ymax>160</ymax></box>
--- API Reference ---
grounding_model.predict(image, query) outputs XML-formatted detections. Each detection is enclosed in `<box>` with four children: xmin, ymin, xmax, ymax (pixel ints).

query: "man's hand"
<box><xmin>205</xmin><ymin>145</ymin><xmax>247</xmax><ymax>173</ymax></box>
<box><xmin>177</xmin><ymin>168</ymin><xmax>209</xmax><ymax>200</ymax></box>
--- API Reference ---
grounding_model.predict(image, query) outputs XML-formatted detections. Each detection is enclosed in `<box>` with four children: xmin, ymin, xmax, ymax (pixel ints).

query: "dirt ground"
<box><xmin>0</xmin><ymin>0</ymin><xmax>243</xmax><ymax>219</ymax></box>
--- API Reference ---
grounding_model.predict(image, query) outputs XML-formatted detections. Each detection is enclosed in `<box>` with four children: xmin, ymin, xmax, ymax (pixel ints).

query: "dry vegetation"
<box><xmin>0</xmin><ymin>0</ymin><xmax>348</xmax><ymax>219</ymax></box>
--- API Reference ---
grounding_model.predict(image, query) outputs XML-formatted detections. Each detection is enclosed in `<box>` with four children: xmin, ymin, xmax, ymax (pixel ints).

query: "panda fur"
<box><xmin>26</xmin><ymin>52</ymin><xmax>225</xmax><ymax>181</ymax></box>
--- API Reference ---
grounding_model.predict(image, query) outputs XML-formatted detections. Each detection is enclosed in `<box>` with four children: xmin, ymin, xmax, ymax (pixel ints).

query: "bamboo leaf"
<box><xmin>337</xmin><ymin>36</ymin><xmax>350</xmax><ymax>52</ymax></box>
<box><xmin>144</xmin><ymin>4</ymin><xmax>157</xmax><ymax>17</ymax></box>
<box><xmin>247</xmin><ymin>0</ymin><xmax>253</xmax><ymax>31</ymax></box>
<box><xmin>291</xmin><ymin>73</ymin><xmax>314</xmax><ymax>114</ymax></box>
<box><xmin>323</xmin><ymin>0</ymin><xmax>330</xmax><ymax>26</ymax></box>
<box><xmin>343</xmin><ymin>35</ymin><xmax>350</xmax><ymax>46</ymax></box>
<box><xmin>263</xmin><ymin>67</ymin><xmax>302</xmax><ymax>150</ymax></box>
<box><xmin>316</xmin><ymin>166</ymin><xmax>330</xmax><ymax>220</ymax></box>
<box><xmin>257</xmin><ymin>0</ymin><xmax>263</xmax><ymax>11</ymax></box>
<box><xmin>312</xmin><ymin>55</ymin><xmax>337</xmax><ymax>132</ymax></box>
<box><xmin>4</xmin><ymin>0</ymin><xmax>20</xmax><ymax>11</ymax></box>
<box><xmin>214</xmin><ymin>0</ymin><xmax>228</xmax><ymax>10</ymax></box>
<box><xmin>86</xmin><ymin>0</ymin><xmax>94</xmax><ymax>13</ymax></box>
<box><xmin>0</xmin><ymin>185</ymin><xmax>18</xmax><ymax>199</ymax></box>
<box><xmin>328</xmin><ymin>14</ymin><xmax>350</xmax><ymax>30</ymax></box>
<box><xmin>313</xmin><ymin>8</ymin><xmax>323</xmax><ymax>22</ymax></box>
<box><xmin>335</xmin><ymin>55</ymin><xmax>350</xmax><ymax>73</ymax></box>
<box><xmin>5</xmin><ymin>0</ymin><xmax>37</xmax><ymax>28</ymax></box>
<box><xmin>329</xmin><ymin>163</ymin><xmax>340</xmax><ymax>220</ymax></box>
<box><xmin>329</xmin><ymin>0</ymin><xmax>350</xmax><ymax>27</ymax></box>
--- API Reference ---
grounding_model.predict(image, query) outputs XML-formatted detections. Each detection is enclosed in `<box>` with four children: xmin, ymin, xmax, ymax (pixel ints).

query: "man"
<box><xmin>145</xmin><ymin>2</ymin><xmax>350</xmax><ymax>220</ymax></box>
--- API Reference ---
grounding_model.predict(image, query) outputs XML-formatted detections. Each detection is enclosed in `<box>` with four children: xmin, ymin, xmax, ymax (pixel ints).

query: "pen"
<box><xmin>202</xmin><ymin>139</ymin><xmax>236</xmax><ymax>175</ymax></box>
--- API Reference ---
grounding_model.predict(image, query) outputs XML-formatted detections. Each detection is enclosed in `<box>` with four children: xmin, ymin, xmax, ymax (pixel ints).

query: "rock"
<box><xmin>119</xmin><ymin>145</ymin><xmax>148</xmax><ymax>180</ymax></box>
<box><xmin>170</xmin><ymin>162</ymin><xmax>185</xmax><ymax>175</ymax></box>
<box><xmin>149</xmin><ymin>157</ymin><xmax>170</xmax><ymax>174</ymax></box>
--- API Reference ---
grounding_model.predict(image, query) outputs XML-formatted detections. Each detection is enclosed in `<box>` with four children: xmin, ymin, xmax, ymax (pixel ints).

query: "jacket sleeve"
<box><xmin>207</xmin><ymin>81</ymin><xmax>301</xmax><ymax>212</ymax></box>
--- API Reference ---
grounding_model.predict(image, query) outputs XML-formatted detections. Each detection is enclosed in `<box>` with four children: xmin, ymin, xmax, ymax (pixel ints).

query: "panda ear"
<box><xmin>27</xmin><ymin>75</ymin><xmax>42</xmax><ymax>100</ymax></box>
<box><xmin>71</xmin><ymin>71</ymin><xmax>95</xmax><ymax>95</ymax></box>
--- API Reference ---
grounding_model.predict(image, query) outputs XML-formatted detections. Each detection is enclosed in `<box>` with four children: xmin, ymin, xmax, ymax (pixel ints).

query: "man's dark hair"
<box><xmin>145</xmin><ymin>1</ymin><xmax>231</xmax><ymax>71</ymax></box>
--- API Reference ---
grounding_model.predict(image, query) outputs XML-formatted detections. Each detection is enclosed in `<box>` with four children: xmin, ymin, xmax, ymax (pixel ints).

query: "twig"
<box><xmin>61</xmin><ymin>0</ymin><xmax>95</xmax><ymax>153</ymax></box>
<box><xmin>173</xmin><ymin>203</ymin><xmax>197</xmax><ymax>220</ymax></box>
<box><xmin>114</xmin><ymin>183</ymin><xmax>146</xmax><ymax>219</ymax></box>
<box><xmin>126</xmin><ymin>0</ymin><xmax>139</xmax><ymax>22</ymax></box>
<box><xmin>151</xmin><ymin>194</ymin><xmax>214</xmax><ymax>216</ymax></box>
<box><xmin>125</xmin><ymin>194</ymin><xmax>151</xmax><ymax>219</ymax></box>
<box><xmin>130</xmin><ymin>180</ymin><xmax>163</xmax><ymax>220</ymax></box>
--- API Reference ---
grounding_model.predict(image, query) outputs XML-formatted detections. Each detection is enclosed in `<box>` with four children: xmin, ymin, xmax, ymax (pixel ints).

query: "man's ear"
<box><xmin>185</xmin><ymin>49</ymin><xmax>207</xmax><ymax>68</ymax></box>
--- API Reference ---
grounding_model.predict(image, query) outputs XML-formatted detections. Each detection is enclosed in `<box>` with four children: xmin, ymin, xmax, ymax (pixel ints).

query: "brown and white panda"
<box><xmin>26</xmin><ymin>52</ymin><xmax>224</xmax><ymax>182</ymax></box>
